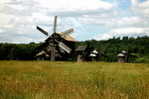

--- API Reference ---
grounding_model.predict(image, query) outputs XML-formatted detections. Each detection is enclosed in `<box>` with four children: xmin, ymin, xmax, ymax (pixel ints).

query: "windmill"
<box><xmin>35</xmin><ymin>16</ymin><xmax>76</xmax><ymax>61</ymax></box>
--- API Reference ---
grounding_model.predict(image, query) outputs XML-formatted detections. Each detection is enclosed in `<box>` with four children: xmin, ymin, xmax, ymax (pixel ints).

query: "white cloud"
<box><xmin>0</xmin><ymin>0</ymin><xmax>149</xmax><ymax>43</ymax></box>
<box><xmin>94</xmin><ymin>27</ymin><xmax>149</xmax><ymax>40</ymax></box>
<box><xmin>111</xmin><ymin>27</ymin><xmax>144</xmax><ymax>34</ymax></box>
<box><xmin>34</xmin><ymin>0</ymin><xmax>113</xmax><ymax>11</ymax></box>
<box><xmin>139</xmin><ymin>1</ymin><xmax>149</xmax><ymax>16</ymax></box>
<box><xmin>131</xmin><ymin>0</ymin><xmax>139</xmax><ymax>6</ymax></box>
<box><xmin>139</xmin><ymin>0</ymin><xmax>149</xmax><ymax>8</ymax></box>
<box><xmin>77</xmin><ymin>15</ymin><xmax>144</xmax><ymax>30</ymax></box>
<box><xmin>115</xmin><ymin>17</ymin><xmax>142</xmax><ymax>26</ymax></box>
<box><xmin>131</xmin><ymin>0</ymin><xmax>149</xmax><ymax>17</ymax></box>
<box><xmin>0</xmin><ymin>0</ymin><xmax>114</xmax><ymax>43</ymax></box>
<box><xmin>93</xmin><ymin>0</ymin><xmax>149</xmax><ymax>41</ymax></box>
<box><xmin>0</xmin><ymin>0</ymin><xmax>11</xmax><ymax>4</ymax></box>
<box><xmin>0</xmin><ymin>13</ymin><xmax>14</xmax><ymax>28</ymax></box>
<box><xmin>0</xmin><ymin>29</ymin><xmax>4</xmax><ymax>33</ymax></box>
<box><xmin>93</xmin><ymin>33</ymin><xmax>112</xmax><ymax>40</ymax></box>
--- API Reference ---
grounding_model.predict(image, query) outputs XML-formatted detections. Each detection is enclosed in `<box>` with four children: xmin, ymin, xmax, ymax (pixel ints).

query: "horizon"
<box><xmin>0</xmin><ymin>35</ymin><xmax>148</xmax><ymax>44</ymax></box>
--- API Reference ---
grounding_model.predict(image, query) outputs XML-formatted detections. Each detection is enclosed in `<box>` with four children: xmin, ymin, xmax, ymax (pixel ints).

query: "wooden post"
<box><xmin>50</xmin><ymin>47</ymin><xmax>56</xmax><ymax>61</ymax></box>
<box><xmin>77</xmin><ymin>54</ymin><xmax>83</xmax><ymax>62</ymax></box>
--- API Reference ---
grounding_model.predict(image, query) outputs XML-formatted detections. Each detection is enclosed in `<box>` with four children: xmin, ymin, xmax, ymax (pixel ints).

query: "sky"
<box><xmin>0</xmin><ymin>0</ymin><xmax>149</xmax><ymax>43</ymax></box>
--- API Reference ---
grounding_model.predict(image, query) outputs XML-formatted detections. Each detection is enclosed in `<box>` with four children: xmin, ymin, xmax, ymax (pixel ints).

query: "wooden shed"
<box><xmin>117</xmin><ymin>53</ymin><xmax>125</xmax><ymax>63</ymax></box>
<box><xmin>117</xmin><ymin>50</ymin><xmax>128</xmax><ymax>63</ymax></box>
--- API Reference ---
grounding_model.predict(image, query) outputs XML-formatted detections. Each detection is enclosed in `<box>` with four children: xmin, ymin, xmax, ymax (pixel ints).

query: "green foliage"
<box><xmin>0</xmin><ymin>36</ymin><xmax>149</xmax><ymax>62</ymax></box>
<box><xmin>0</xmin><ymin>43</ymin><xmax>39</xmax><ymax>60</ymax></box>
<box><xmin>135</xmin><ymin>56</ymin><xmax>149</xmax><ymax>63</ymax></box>
<box><xmin>84</xmin><ymin>36</ymin><xmax>149</xmax><ymax>62</ymax></box>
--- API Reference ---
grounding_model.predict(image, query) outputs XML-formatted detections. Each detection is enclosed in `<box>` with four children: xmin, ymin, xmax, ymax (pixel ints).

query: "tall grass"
<box><xmin>0</xmin><ymin>61</ymin><xmax>148</xmax><ymax>99</ymax></box>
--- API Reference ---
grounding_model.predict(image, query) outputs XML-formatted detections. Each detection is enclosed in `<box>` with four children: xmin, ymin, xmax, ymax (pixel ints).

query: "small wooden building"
<box><xmin>75</xmin><ymin>45</ymin><xmax>87</xmax><ymax>62</ymax></box>
<box><xmin>89</xmin><ymin>49</ymin><xmax>99</xmax><ymax>61</ymax></box>
<box><xmin>117</xmin><ymin>53</ymin><xmax>125</xmax><ymax>63</ymax></box>
<box><xmin>117</xmin><ymin>50</ymin><xmax>128</xmax><ymax>63</ymax></box>
<box><xmin>75</xmin><ymin>46</ymin><xmax>100</xmax><ymax>62</ymax></box>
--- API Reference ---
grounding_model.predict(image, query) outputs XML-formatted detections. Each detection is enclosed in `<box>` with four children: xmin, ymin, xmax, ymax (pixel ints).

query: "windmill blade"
<box><xmin>62</xmin><ymin>34</ymin><xmax>76</xmax><ymax>42</ymax></box>
<box><xmin>36</xmin><ymin>26</ymin><xmax>49</xmax><ymax>36</ymax></box>
<box><xmin>36</xmin><ymin>50</ymin><xmax>46</xmax><ymax>57</ymax></box>
<box><xmin>61</xmin><ymin>28</ymin><xmax>74</xmax><ymax>36</ymax></box>
<box><xmin>53</xmin><ymin>16</ymin><xmax>57</xmax><ymax>33</ymax></box>
<box><xmin>58</xmin><ymin>42</ymin><xmax>72</xmax><ymax>54</ymax></box>
<box><xmin>56</xmin><ymin>28</ymin><xmax>75</xmax><ymax>41</ymax></box>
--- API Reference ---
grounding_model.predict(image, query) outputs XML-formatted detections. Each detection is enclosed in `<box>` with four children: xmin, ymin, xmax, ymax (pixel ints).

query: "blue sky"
<box><xmin>0</xmin><ymin>0</ymin><xmax>149</xmax><ymax>43</ymax></box>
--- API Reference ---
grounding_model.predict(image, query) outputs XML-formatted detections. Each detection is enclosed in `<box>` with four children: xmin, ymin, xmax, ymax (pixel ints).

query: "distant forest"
<box><xmin>0</xmin><ymin>36</ymin><xmax>149</xmax><ymax>63</ymax></box>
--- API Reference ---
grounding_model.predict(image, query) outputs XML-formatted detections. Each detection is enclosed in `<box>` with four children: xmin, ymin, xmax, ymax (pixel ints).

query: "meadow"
<box><xmin>0</xmin><ymin>61</ymin><xmax>148</xmax><ymax>99</ymax></box>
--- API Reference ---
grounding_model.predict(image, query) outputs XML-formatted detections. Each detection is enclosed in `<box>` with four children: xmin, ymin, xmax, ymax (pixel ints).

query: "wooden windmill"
<box><xmin>35</xmin><ymin>16</ymin><xmax>76</xmax><ymax>61</ymax></box>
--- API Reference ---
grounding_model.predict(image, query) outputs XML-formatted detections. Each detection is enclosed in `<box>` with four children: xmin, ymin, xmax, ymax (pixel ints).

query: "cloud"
<box><xmin>0</xmin><ymin>29</ymin><xmax>4</xmax><ymax>33</ymax></box>
<box><xmin>131</xmin><ymin>0</ymin><xmax>139</xmax><ymax>6</ymax></box>
<box><xmin>0</xmin><ymin>0</ymin><xmax>114</xmax><ymax>43</ymax></box>
<box><xmin>92</xmin><ymin>0</ymin><xmax>149</xmax><ymax>40</ymax></box>
<box><xmin>79</xmin><ymin>15</ymin><xmax>143</xmax><ymax>27</ymax></box>
<box><xmin>0</xmin><ymin>0</ymin><xmax>149</xmax><ymax>43</ymax></box>
<box><xmin>35</xmin><ymin>0</ymin><xmax>113</xmax><ymax>11</ymax></box>
<box><xmin>94</xmin><ymin>27</ymin><xmax>149</xmax><ymax>40</ymax></box>
<box><xmin>131</xmin><ymin>0</ymin><xmax>149</xmax><ymax>17</ymax></box>
<box><xmin>138</xmin><ymin>1</ymin><xmax>149</xmax><ymax>16</ymax></box>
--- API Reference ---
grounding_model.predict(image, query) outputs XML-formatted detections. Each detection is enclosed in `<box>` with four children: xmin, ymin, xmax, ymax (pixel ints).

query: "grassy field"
<box><xmin>0</xmin><ymin>61</ymin><xmax>148</xmax><ymax>99</ymax></box>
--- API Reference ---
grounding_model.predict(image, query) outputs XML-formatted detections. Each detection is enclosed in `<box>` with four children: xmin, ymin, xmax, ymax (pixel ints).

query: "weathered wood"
<box><xmin>77</xmin><ymin>54</ymin><xmax>83</xmax><ymax>62</ymax></box>
<box><xmin>58</xmin><ymin>42</ymin><xmax>71</xmax><ymax>54</ymax></box>
<box><xmin>50</xmin><ymin>47</ymin><xmax>56</xmax><ymax>61</ymax></box>
<box><xmin>53</xmin><ymin>16</ymin><xmax>57</xmax><ymax>33</ymax></box>
<box><xmin>36</xmin><ymin>26</ymin><xmax>48</xmax><ymax>36</ymax></box>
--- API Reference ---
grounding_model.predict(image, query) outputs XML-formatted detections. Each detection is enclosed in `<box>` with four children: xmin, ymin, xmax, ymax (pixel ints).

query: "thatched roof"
<box><xmin>56</xmin><ymin>32</ymin><xmax>76</xmax><ymax>42</ymax></box>
<box><xmin>117</xmin><ymin>53</ymin><xmax>125</xmax><ymax>57</ymax></box>
<box><xmin>122</xmin><ymin>50</ymin><xmax>127</xmax><ymax>54</ymax></box>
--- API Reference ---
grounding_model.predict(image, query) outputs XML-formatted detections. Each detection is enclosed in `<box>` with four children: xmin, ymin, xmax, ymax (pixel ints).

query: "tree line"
<box><xmin>0</xmin><ymin>36</ymin><xmax>149</xmax><ymax>63</ymax></box>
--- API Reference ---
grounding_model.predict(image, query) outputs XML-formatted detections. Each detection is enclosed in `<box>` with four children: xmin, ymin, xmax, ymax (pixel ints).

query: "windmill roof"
<box><xmin>117</xmin><ymin>53</ymin><xmax>125</xmax><ymax>57</ymax></box>
<box><xmin>63</xmin><ymin>35</ymin><xmax>76</xmax><ymax>42</ymax></box>
<box><xmin>56</xmin><ymin>32</ymin><xmax>76</xmax><ymax>42</ymax></box>
<box><xmin>122</xmin><ymin>50</ymin><xmax>127</xmax><ymax>54</ymax></box>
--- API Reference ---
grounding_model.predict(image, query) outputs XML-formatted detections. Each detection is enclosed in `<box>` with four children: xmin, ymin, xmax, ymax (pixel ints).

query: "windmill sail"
<box><xmin>53</xmin><ymin>16</ymin><xmax>57</xmax><ymax>33</ymax></box>
<box><xmin>61</xmin><ymin>28</ymin><xmax>74</xmax><ymax>36</ymax></box>
<box><xmin>37</xmin><ymin>26</ymin><xmax>49</xmax><ymax>36</ymax></box>
<box><xmin>58</xmin><ymin>42</ymin><xmax>72</xmax><ymax>53</ymax></box>
<box><xmin>57</xmin><ymin>28</ymin><xmax>75</xmax><ymax>41</ymax></box>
